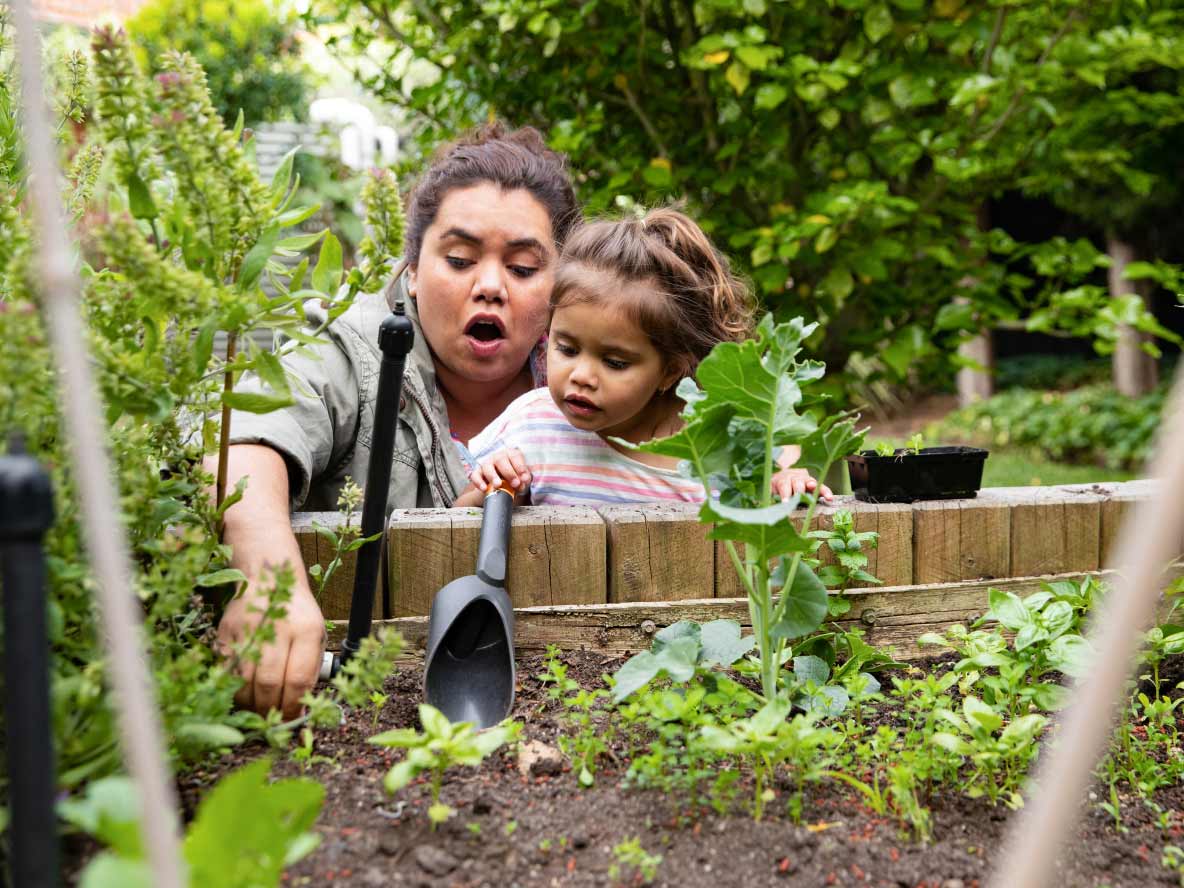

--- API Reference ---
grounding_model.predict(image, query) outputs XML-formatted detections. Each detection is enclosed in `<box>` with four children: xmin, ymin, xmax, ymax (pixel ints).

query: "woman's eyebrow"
<box><xmin>439</xmin><ymin>227</ymin><xmax>480</xmax><ymax>243</ymax></box>
<box><xmin>506</xmin><ymin>236</ymin><xmax>546</xmax><ymax>253</ymax></box>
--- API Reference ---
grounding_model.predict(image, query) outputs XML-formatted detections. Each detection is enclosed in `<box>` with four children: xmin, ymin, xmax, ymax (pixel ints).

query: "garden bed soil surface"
<box><xmin>134</xmin><ymin>653</ymin><xmax>1184</xmax><ymax>887</ymax></box>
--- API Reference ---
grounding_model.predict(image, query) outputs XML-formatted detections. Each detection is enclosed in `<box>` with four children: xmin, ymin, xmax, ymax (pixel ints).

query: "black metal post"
<box><xmin>336</xmin><ymin>305</ymin><xmax>414</xmax><ymax>671</ymax></box>
<box><xmin>1</xmin><ymin>438</ymin><xmax>58</xmax><ymax>888</ymax></box>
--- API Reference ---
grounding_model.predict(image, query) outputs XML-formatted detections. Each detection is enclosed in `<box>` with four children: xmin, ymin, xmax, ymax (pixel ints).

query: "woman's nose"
<box><xmin>471</xmin><ymin>258</ymin><xmax>507</xmax><ymax>304</ymax></box>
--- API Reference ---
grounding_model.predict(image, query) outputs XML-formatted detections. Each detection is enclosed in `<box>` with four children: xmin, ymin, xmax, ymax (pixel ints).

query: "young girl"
<box><xmin>453</xmin><ymin>207</ymin><xmax>831</xmax><ymax>507</ymax></box>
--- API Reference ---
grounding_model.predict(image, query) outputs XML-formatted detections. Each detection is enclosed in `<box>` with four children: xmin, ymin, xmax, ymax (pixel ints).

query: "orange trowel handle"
<box><xmin>486</xmin><ymin>478</ymin><xmax>516</xmax><ymax>499</ymax></box>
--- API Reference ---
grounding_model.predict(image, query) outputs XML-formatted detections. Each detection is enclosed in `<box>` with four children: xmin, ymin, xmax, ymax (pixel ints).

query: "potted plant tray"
<box><xmin>846</xmin><ymin>446</ymin><xmax>989</xmax><ymax>503</ymax></box>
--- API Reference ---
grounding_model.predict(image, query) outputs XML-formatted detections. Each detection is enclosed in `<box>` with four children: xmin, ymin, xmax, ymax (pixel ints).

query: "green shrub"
<box><xmin>932</xmin><ymin>384</ymin><xmax>1165</xmax><ymax>470</ymax></box>
<box><xmin>127</xmin><ymin>0</ymin><xmax>311</xmax><ymax>125</ymax></box>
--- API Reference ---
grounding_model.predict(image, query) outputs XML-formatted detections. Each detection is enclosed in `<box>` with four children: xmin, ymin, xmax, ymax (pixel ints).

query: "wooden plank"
<box><xmin>714</xmin><ymin>539</ymin><xmax>746</xmax><ymax>599</ymax></box>
<box><xmin>1011</xmin><ymin>491</ymin><xmax>1066</xmax><ymax>577</ymax></box>
<box><xmin>505</xmin><ymin>508</ymin><xmax>554</xmax><ymax>609</ymax></box>
<box><xmin>543</xmin><ymin>506</ymin><xmax>607</xmax><ymax>606</ymax></box>
<box><xmin>329</xmin><ymin>572</ymin><xmax>1104</xmax><ymax>664</ymax></box>
<box><xmin>388</xmin><ymin>509</ymin><xmax>455</xmax><ymax>618</ymax></box>
<box><xmin>599</xmin><ymin>503</ymin><xmax>712</xmax><ymax>603</ymax></box>
<box><xmin>913</xmin><ymin>501</ymin><xmax>962</xmax><ymax>584</ymax></box>
<box><xmin>850</xmin><ymin>505</ymin><xmax>879</xmax><ymax>589</ymax></box>
<box><xmin>1062</xmin><ymin>491</ymin><xmax>1103</xmax><ymax>573</ymax></box>
<box><xmin>874</xmin><ymin>503</ymin><xmax>913</xmax><ymax>587</ymax></box>
<box><xmin>1101</xmin><ymin>489</ymin><xmax>1144</xmax><ymax>567</ymax></box>
<box><xmin>959</xmin><ymin>499</ymin><xmax>1010</xmax><ymax>581</ymax></box>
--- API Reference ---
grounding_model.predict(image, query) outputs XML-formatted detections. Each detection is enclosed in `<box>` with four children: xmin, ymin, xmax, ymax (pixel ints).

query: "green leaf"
<box><xmin>931</xmin><ymin>732</ymin><xmax>973</xmax><ymax>756</ymax></box>
<box><xmin>988</xmin><ymin>588</ymin><xmax>1033</xmax><ymax>632</ymax></box>
<box><xmin>312</xmin><ymin>232</ymin><xmax>344</xmax><ymax>295</ymax></box>
<box><xmin>221</xmin><ymin>391</ymin><xmax>295</xmax><ymax>414</ymax></box>
<box><xmin>863</xmin><ymin>4</ymin><xmax>893</xmax><ymax>42</ymax></box>
<box><xmin>174</xmin><ymin>722</ymin><xmax>245</xmax><ymax>750</ymax></box>
<box><xmin>771</xmin><ymin>562</ymin><xmax>828</xmax><ymax>640</ymax></box>
<box><xmin>183</xmin><ymin>759</ymin><xmax>323</xmax><ymax>887</ymax></box>
<box><xmin>80</xmin><ymin>854</ymin><xmax>153</xmax><ymax>888</ymax></box>
<box><xmin>1047</xmin><ymin>635</ymin><xmax>1093</xmax><ymax>678</ymax></box>
<box><xmin>126</xmin><ymin>173</ymin><xmax>157</xmax><ymax>221</ymax></box>
<box><xmin>754</xmin><ymin>83</ymin><xmax>788</xmax><ymax>110</ymax></box>
<box><xmin>276</xmin><ymin>230</ymin><xmax>328</xmax><ymax>253</ymax></box>
<box><xmin>192</xmin><ymin>318</ymin><xmax>218</xmax><ymax>376</ymax></box>
<box><xmin>57</xmin><ymin>777</ymin><xmax>143</xmax><ymax>857</ymax></box>
<box><xmin>963</xmin><ymin>696</ymin><xmax>1002</xmax><ymax>733</ymax></box>
<box><xmin>418</xmin><ymin>704</ymin><xmax>452</xmax><ymax>738</ymax></box>
<box><xmin>612</xmin><ymin>651</ymin><xmax>660</xmax><ymax>702</ymax></box>
<box><xmin>820</xmin><ymin>266</ymin><xmax>854</xmax><ymax>301</ymax></box>
<box><xmin>239</xmin><ymin>226</ymin><xmax>281</xmax><ymax>291</ymax></box>
<box><xmin>1000</xmin><ymin>714</ymin><xmax>1047</xmax><ymax>745</ymax></box>
<box><xmin>654</xmin><ymin>620</ymin><xmax>701</xmax><ymax>649</ymax></box>
<box><xmin>252</xmin><ymin>350</ymin><xmax>290</xmax><ymax>395</ymax></box>
<box><xmin>269</xmin><ymin>147</ymin><xmax>299</xmax><ymax>203</ymax></box>
<box><xmin>793</xmin><ymin>654</ymin><xmax>830</xmax><ymax>685</ymax></box>
<box><xmin>195</xmin><ymin>568</ymin><xmax>247</xmax><ymax>587</ymax></box>
<box><xmin>1042</xmin><ymin>600</ymin><xmax>1075</xmax><ymax>639</ymax></box>
<box><xmin>652</xmin><ymin>636</ymin><xmax>700</xmax><ymax>683</ymax></box>
<box><xmin>699</xmin><ymin>620</ymin><xmax>755</xmax><ymax>666</ymax></box>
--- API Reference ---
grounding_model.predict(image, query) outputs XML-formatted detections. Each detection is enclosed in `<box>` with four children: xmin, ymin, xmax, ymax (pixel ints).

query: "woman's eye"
<box><xmin>445</xmin><ymin>256</ymin><xmax>473</xmax><ymax>270</ymax></box>
<box><xmin>509</xmin><ymin>265</ymin><xmax>538</xmax><ymax>278</ymax></box>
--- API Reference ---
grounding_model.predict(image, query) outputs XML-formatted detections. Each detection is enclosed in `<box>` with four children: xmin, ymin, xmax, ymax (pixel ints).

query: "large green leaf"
<box><xmin>699</xmin><ymin>620</ymin><xmax>755</xmax><ymax>666</ymax></box>
<box><xmin>771</xmin><ymin>561</ymin><xmax>828</xmax><ymax>640</ymax></box>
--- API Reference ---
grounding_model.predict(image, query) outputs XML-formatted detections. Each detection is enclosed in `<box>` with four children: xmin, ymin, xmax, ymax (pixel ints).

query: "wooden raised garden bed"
<box><xmin>291</xmin><ymin>480</ymin><xmax>1181</xmax><ymax>662</ymax></box>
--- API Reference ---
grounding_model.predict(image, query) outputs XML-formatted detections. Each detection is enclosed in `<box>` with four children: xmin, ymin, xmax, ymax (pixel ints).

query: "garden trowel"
<box><xmin>423</xmin><ymin>480</ymin><xmax>516</xmax><ymax>728</ymax></box>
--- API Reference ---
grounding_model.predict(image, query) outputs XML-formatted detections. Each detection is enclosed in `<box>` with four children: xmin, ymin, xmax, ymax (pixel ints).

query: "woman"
<box><xmin>216</xmin><ymin>124</ymin><xmax>580</xmax><ymax>718</ymax></box>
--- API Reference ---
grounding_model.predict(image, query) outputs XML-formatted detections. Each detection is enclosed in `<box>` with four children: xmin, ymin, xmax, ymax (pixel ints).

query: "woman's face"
<box><xmin>408</xmin><ymin>183</ymin><xmax>556</xmax><ymax>386</ymax></box>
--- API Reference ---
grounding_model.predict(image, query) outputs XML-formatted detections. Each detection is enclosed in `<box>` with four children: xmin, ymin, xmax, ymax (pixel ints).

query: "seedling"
<box><xmin>609</xmin><ymin>837</ymin><xmax>662</xmax><ymax>885</ymax></box>
<box><xmin>369</xmin><ymin>704</ymin><xmax>521</xmax><ymax>829</ymax></box>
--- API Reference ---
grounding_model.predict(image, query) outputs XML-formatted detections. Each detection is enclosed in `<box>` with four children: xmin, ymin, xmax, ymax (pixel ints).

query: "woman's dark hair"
<box><xmin>552</xmin><ymin>207</ymin><xmax>755</xmax><ymax>380</ymax></box>
<box><xmin>404</xmin><ymin>122</ymin><xmax>580</xmax><ymax>265</ymax></box>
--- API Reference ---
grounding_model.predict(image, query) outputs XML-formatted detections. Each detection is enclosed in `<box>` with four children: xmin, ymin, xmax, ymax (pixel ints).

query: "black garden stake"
<box><xmin>321</xmin><ymin>302</ymin><xmax>415</xmax><ymax>679</ymax></box>
<box><xmin>1</xmin><ymin>437</ymin><xmax>59</xmax><ymax>888</ymax></box>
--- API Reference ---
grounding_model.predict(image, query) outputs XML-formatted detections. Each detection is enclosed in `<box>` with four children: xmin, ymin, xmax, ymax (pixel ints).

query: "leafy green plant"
<box><xmin>920</xmin><ymin>579</ymin><xmax>1098</xmax><ymax>714</ymax></box>
<box><xmin>634</xmin><ymin>316</ymin><xmax>865</xmax><ymax>701</ymax></box>
<box><xmin>807</xmin><ymin>508</ymin><xmax>880</xmax><ymax>616</ymax></box>
<box><xmin>60</xmin><ymin>758</ymin><xmax>322</xmax><ymax>887</ymax></box>
<box><xmin>930</xmin><ymin>695</ymin><xmax>1046</xmax><ymax>807</ymax></box>
<box><xmin>930</xmin><ymin>384</ymin><xmax>1167</xmax><ymax>470</ymax></box>
<box><xmin>612</xmin><ymin>619</ymin><xmax>754</xmax><ymax>703</ymax></box>
<box><xmin>608</xmin><ymin>837</ymin><xmax>663</xmax><ymax>886</ymax></box>
<box><xmin>699</xmin><ymin>698</ymin><xmax>839</xmax><ymax>821</ymax></box>
<box><xmin>369</xmin><ymin>704</ymin><xmax>521</xmax><ymax>828</ymax></box>
<box><xmin>1162</xmin><ymin>844</ymin><xmax>1184</xmax><ymax>886</ymax></box>
<box><xmin>538</xmin><ymin>647</ymin><xmax>614</xmax><ymax>787</ymax></box>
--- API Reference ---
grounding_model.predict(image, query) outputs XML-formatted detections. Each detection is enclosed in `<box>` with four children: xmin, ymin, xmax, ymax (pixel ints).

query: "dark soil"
<box><xmin>160</xmin><ymin>651</ymin><xmax>1184</xmax><ymax>888</ymax></box>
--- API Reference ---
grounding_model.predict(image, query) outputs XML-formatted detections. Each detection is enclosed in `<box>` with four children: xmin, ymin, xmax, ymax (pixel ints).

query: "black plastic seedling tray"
<box><xmin>846</xmin><ymin>446</ymin><xmax>989</xmax><ymax>503</ymax></box>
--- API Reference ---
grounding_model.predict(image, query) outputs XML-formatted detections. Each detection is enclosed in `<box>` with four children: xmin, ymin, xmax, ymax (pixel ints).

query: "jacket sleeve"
<box><xmin>227</xmin><ymin>333</ymin><xmax>361</xmax><ymax>510</ymax></box>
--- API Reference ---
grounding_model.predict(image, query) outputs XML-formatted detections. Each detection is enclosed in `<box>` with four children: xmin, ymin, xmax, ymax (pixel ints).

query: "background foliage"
<box><xmin>312</xmin><ymin>0</ymin><xmax>1183</xmax><ymax>396</ymax></box>
<box><xmin>127</xmin><ymin>0</ymin><xmax>311</xmax><ymax>125</ymax></box>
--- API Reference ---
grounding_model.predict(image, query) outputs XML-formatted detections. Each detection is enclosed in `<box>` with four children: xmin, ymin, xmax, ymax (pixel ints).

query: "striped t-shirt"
<box><xmin>466</xmin><ymin>389</ymin><xmax>706</xmax><ymax>506</ymax></box>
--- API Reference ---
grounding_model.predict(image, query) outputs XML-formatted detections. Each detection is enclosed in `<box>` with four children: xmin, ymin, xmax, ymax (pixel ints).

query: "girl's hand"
<box><xmin>469</xmin><ymin>447</ymin><xmax>532</xmax><ymax>501</ymax></box>
<box><xmin>771</xmin><ymin>467</ymin><xmax>833</xmax><ymax>503</ymax></box>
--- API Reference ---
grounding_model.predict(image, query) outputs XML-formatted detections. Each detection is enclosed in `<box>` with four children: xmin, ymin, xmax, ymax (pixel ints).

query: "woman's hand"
<box><xmin>469</xmin><ymin>447</ymin><xmax>532</xmax><ymax>502</ymax></box>
<box><xmin>771</xmin><ymin>467</ymin><xmax>833</xmax><ymax>503</ymax></box>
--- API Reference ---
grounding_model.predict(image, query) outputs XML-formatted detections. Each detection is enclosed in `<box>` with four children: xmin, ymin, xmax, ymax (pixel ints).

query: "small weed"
<box><xmin>609</xmin><ymin>837</ymin><xmax>662</xmax><ymax>885</ymax></box>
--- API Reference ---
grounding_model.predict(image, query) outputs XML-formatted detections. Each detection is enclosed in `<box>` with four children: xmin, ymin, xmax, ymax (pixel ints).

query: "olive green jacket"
<box><xmin>228</xmin><ymin>271</ymin><xmax>470</xmax><ymax>512</ymax></box>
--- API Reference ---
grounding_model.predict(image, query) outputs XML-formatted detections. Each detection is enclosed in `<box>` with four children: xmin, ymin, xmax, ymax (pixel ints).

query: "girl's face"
<box><xmin>547</xmin><ymin>280</ymin><xmax>681</xmax><ymax>443</ymax></box>
<box><xmin>409</xmin><ymin>183</ymin><xmax>555</xmax><ymax>386</ymax></box>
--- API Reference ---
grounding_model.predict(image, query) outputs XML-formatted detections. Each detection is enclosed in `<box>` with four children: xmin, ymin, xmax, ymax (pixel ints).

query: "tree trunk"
<box><xmin>957</xmin><ymin>326</ymin><xmax>995</xmax><ymax>406</ymax></box>
<box><xmin>1108</xmin><ymin>236</ymin><xmax>1158</xmax><ymax>397</ymax></box>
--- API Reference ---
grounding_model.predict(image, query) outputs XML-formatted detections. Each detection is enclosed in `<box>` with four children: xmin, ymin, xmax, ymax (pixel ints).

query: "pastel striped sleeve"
<box><xmin>467</xmin><ymin>392</ymin><xmax>535</xmax><ymax>464</ymax></box>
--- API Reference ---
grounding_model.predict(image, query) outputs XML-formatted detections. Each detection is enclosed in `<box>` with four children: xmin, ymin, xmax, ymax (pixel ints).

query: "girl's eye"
<box><xmin>509</xmin><ymin>265</ymin><xmax>538</xmax><ymax>278</ymax></box>
<box><xmin>604</xmin><ymin>358</ymin><xmax>630</xmax><ymax>371</ymax></box>
<box><xmin>554</xmin><ymin>342</ymin><xmax>577</xmax><ymax>357</ymax></box>
<box><xmin>445</xmin><ymin>256</ymin><xmax>473</xmax><ymax>270</ymax></box>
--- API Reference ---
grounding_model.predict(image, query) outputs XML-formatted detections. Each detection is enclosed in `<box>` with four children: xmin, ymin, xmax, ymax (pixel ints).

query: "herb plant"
<box><xmin>369</xmin><ymin>704</ymin><xmax>521</xmax><ymax>828</ymax></box>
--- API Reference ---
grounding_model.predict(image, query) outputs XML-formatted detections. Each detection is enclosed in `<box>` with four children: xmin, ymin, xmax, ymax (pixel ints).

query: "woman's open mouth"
<box><xmin>464</xmin><ymin>315</ymin><xmax>506</xmax><ymax>357</ymax></box>
<box><xmin>564</xmin><ymin>395</ymin><xmax>600</xmax><ymax>418</ymax></box>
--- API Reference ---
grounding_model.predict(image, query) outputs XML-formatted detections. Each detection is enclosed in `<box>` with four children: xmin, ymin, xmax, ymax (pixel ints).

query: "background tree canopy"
<box><xmin>311</xmin><ymin>0</ymin><xmax>1183</xmax><ymax>397</ymax></box>
<box><xmin>128</xmin><ymin>0</ymin><xmax>311</xmax><ymax>126</ymax></box>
